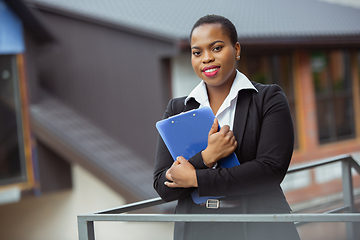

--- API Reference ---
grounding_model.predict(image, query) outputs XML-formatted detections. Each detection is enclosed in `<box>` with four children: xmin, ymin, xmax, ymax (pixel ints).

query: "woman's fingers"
<box><xmin>219</xmin><ymin>124</ymin><xmax>230</xmax><ymax>134</ymax></box>
<box><xmin>225</xmin><ymin>129</ymin><xmax>234</xmax><ymax>139</ymax></box>
<box><xmin>164</xmin><ymin>157</ymin><xmax>198</xmax><ymax>188</ymax></box>
<box><xmin>208</xmin><ymin>118</ymin><xmax>219</xmax><ymax>136</ymax></box>
<box><xmin>205</xmin><ymin>124</ymin><xmax>238</xmax><ymax>163</ymax></box>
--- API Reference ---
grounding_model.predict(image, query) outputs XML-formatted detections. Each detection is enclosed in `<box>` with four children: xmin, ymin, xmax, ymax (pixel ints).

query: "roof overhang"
<box><xmin>28</xmin><ymin>0</ymin><xmax>179</xmax><ymax>45</ymax></box>
<box><xmin>5</xmin><ymin>0</ymin><xmax>56</xmax><ymax>45</ymax></box>
<box><xmin>239</xmin><ymin>35</ymin><xmax>360</xmax><ymax>49</ymax></box>
<box><xmin>30</xmin><ymin>92</ymin><xmax>161</xmax><ymax>205</ymax></box>
<box><xmin>178</xmin><ymin>35</ymin><xmax>360</xmax><ymax>53</ymax></box>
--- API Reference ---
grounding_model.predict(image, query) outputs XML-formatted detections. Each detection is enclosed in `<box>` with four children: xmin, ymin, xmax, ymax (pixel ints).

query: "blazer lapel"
<box><xmin>184</xmin><ymin>97</ymin><xmax>200</xmax><ymax>111</ymax></box>
<box><xmin>233</xmin><ymin>90</ymin><xmax>253</xmax><ymax>162</ymax></box>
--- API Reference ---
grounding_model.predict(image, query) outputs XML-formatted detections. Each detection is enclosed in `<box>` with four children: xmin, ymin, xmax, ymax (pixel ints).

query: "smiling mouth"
<box><xmin>204</xmin><ymin>68</ymin><xmax>219</xmax><ymax>73</ymax></box>
<box><xmin>202</xmin><ymin>66</ymin><xmax>220</xmax><ymax>77</ymax></box>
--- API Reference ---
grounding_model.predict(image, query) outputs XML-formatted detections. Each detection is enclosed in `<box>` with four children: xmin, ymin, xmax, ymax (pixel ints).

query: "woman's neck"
<box><xmin>207</xmin><ymin>79</ymin><xmax>234</xmax><ymax>116</ymax></box>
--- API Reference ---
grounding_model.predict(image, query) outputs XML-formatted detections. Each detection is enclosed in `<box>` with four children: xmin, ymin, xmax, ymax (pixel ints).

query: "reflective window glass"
<box><xmin>311</xmin><ymin>51</ymin><xmax>355</xmax><ymax>144</ymax></box>
<box><xmin>0</xmin><ymin>55</ymin><xmax>27</xmax><ymax>185</ymax></box>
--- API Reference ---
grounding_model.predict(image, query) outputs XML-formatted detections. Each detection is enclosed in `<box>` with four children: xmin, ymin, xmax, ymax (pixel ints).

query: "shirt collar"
<box><xmin>185</xmin><ymin>69</ymin><xmax>258</xmax><ymax>105</ymax></box>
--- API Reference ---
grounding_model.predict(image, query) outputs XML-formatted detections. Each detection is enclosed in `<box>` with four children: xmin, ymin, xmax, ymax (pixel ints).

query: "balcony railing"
<box><xmin>78</xmin><ymin>154</ymin><xmax>360</xmax><ymax>240</ymax></box>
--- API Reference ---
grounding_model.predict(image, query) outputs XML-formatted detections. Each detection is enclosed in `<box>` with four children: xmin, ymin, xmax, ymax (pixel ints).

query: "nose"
<box><xmin>202</xmin><ymin>51</ymin><xmax>214</xmax><ymax>64</ymax></box>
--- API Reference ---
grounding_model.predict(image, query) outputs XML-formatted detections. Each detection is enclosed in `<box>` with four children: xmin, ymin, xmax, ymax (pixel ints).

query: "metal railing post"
<box><xmin>341</xmin><ymin>158</ymin><xmax>356</xmax><ymax>240</ymax></box>
<box><xmin>78</xmin><ymin>216</ymin><xmax>95</xmax><ymax>240</ymax></box>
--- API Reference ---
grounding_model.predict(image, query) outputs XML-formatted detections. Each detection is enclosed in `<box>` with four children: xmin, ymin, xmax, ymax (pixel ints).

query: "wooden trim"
<box><xmin>293</xmin><ymin>52</ymin><xmax>305</xmax><ymax>152</ymax></box>
<box><xmin>16</xmin><ymin>54</ymin><xmax>35</xmax><ymax>190</ymax></box>
<box><xmin>0</xmin><ymin>182</ymin><xmax>31</xmax><ymax>192</ymax></box>
<box><xmin>351</xmin><ymin>51</ymin><xmax>360</xmax><ymax>140</ymax></box>
<box><xmin>292</xmin><ymin>50</ymin><xmax>320</xmax><ymax>161</ymax></box>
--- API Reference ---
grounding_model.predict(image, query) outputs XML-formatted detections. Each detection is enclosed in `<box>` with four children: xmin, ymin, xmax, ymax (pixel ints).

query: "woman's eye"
<box><xmin>213</xmin><ymin>46</ymin><xmax>222</xmax><ymax>51</ymax></box>
<box><xmin>193</xmin><ymin>51</ymin><xmax>201</xmax><ymax>56</ymax></box>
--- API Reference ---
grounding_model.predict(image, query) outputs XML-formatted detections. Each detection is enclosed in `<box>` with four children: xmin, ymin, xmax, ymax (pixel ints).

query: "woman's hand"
<box><xmin>165</xmin><ymin>156</ymin><xmax>198</xmax><ymax>188</ymax></box>
<box><xmin>201</xmin><ymin>118</ymin><xmax>237</xmax><ymax>167</ymax></box>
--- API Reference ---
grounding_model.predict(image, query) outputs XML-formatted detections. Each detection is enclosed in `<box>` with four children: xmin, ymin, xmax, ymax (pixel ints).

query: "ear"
<box><xmin>234</xmin><ymin>42</ymin><xmax>241</xmax><ymax>58</ymax></box>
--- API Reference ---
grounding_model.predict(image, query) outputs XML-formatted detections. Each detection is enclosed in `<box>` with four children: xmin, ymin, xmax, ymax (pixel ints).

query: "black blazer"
<box><xmin>153</xmin><ymin>82</ymin><xmax>300</xmax><ymax>240</ymax></box>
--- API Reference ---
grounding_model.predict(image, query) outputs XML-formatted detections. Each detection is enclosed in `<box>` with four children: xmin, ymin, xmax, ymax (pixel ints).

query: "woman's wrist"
<box><xmin>201</xmin><ymin>149</ymin><xmax>217</xmax><ymax>168</ymax></box>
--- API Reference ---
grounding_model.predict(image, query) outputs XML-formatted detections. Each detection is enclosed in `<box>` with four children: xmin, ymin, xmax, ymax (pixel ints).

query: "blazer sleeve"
<box><xmin>196</xmin><ymin>84</ymin><xmax>294</xmax><ymax>197</ymax></box>
<box><xmin>153</xmin><ymin>98</ymin><xmax>209</xmax><ymax>202</ymax></box>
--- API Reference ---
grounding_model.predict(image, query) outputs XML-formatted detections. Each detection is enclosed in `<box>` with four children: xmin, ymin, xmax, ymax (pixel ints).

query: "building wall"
<box><xmin>285</xmin><ymin>50</ymin><xmax>360</xmax><ymax>205</ymax></box>
<box><xmin>35</xmin><ymin>10</ymin><xmax>177</xmax><ymax>163</ymax></box>
<box><xmin>171</xmin><ymin>52</ymin><xmax>200</xmax><ymax>98</ymax></box>
<box><xmin>24</xmin><ymin>30</ymin><xmax>41</xmax><ymax>104</ymax></box>
<box><xmin>0</xmin><ymin>164</ymin><xmax>173</xmax><ymax>240</ymax></box>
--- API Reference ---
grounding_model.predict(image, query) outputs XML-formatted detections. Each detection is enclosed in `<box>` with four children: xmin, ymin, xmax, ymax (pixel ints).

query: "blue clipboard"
<box><xmin>156</xmin><ymin>107</ymin><xmax>239</xmax><ymax>204</ymax></box>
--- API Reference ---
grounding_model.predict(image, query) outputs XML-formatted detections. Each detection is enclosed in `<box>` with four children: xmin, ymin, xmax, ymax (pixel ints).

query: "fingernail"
<box><xmin>164</xmin><ymin>182</ymin><xmax>167</xmax><ymax>186</ymax></box>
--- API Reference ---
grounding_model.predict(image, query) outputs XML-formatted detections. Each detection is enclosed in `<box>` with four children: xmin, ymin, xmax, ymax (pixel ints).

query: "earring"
<box><xmin>236</xmin><ymin>56</ymin><xmax>240</xmax><ymax>60</ymax></box>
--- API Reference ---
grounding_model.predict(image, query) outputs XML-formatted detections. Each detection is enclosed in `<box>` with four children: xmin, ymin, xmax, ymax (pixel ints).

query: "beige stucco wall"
<box><xmin>0</xmin><ymin>164</ymin><xmax>173</xmax><ymax>240</ymax></box>
<box><xmin>171</xmin><ymin>52</ymin><xmax>201</xmax><ymax>99</ymax></box>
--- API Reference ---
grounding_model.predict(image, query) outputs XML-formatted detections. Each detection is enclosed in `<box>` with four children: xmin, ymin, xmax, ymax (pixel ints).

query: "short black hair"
<box><xmin>190</xmin><ymin>15</ymin><xmax>238</xmax><ymax>46</ymax></box>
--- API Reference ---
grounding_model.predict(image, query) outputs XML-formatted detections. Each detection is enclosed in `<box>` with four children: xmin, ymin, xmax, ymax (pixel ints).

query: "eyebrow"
<box><xmin>191</xmin><ymin>40</ymin><xmax>225</xmax><ymax>50</ymax></box>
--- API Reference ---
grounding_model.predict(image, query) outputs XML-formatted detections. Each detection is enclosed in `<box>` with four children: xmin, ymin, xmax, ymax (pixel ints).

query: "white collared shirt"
<box><xmin>185</xmin><ymin>70</ymin><xmax>258</xmax><ymax>130</ymax></box>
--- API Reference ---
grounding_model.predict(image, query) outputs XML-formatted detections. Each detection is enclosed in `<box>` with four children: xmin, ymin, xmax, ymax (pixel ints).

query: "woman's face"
<box><xmin>191</xmin><ymin>23</ymin><xmax>240</xmax><ymax>90</ymax></box>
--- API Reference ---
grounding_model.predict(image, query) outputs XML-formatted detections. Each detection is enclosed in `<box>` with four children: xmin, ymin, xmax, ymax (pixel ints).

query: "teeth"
<box><xmin>204</xmin><ymin>68</ymin><xmax>219</xmax><ymax>73</ymax></box>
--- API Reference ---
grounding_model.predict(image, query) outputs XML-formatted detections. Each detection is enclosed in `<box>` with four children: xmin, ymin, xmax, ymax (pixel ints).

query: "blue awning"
<box><xmin>0</xmin><ymin>0</ymin><xmax>25</xmax><ymax>54</ymax></box>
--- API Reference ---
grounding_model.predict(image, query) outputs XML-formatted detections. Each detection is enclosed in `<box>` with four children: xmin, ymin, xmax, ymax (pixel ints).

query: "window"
<box><xmin>239</xmin><ymin>54</ymin><xmax>298</xmax><ymax>149</ymax></box>
<box><xmin>358</xmin><ymin>53</ymin><xmax>360</xmax><ymax>99</ymax></box>
<box><xmin>311</xmin><ymin>51</ymin><xmax>355</xmax><ymax>144</ymax></box>
<box><xmin>0</xmin><ymin>55</ymin><xmax>28</xmax><ymax>186</ymax></box>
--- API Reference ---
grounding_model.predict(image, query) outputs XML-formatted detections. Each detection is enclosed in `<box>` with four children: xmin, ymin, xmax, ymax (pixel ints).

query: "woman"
<box><xmin>153</xmin><ymin>14</ymin><xmax>300</xmax><ymax>240</ymax></box>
